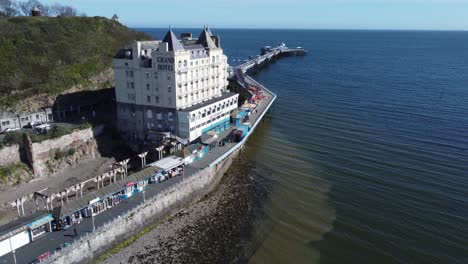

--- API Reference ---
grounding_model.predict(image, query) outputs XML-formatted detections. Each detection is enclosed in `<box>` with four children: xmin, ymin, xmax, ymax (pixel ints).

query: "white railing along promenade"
<box><xmin>208</xmin><ymin>75</ymin><xmax>276</xmax><ymax>168</ymax></box>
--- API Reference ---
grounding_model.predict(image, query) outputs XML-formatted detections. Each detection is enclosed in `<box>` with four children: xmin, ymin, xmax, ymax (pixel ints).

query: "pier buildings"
<box><xmin>113</xmin><ymin>28</ymin><xmax>239</xmax><ymax>144</ymax></box>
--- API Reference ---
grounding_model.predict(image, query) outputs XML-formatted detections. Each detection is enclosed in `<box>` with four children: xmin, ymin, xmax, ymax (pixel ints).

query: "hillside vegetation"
<box><xmin>0</xmin><ymin>16</ymin><xmax>151</xmax><ymax>109</ymax></box>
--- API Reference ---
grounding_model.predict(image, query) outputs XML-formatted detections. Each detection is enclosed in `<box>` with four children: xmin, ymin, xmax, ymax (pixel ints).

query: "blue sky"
<box><xmin>40</xmin><ymin>0</ymin><xmax>468</xmax><ymax>30</ymax></box>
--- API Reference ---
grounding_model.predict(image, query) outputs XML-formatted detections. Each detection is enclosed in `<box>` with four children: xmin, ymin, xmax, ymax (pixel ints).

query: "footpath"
<box><xmin>0</xmin><ymin>76</ymin><xmax>275</xmax><ymax>264</ymax></box>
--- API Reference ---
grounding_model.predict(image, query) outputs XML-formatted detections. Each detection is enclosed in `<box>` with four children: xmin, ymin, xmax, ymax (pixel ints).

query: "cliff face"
<box><xmin>0</xmin><ymin>16</ymin><xmax>152</xmax><ymax>111</ymax></box>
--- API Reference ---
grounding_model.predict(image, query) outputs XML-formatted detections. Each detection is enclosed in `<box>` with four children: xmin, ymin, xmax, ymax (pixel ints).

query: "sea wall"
<box><xmin>45</xmin><ymin>147</ymin><xmax>239</xmax><ymax>264</ymax></box>
<box><xmin>0</xmin><ymin>144</ymin><xmax>21</xmax><ymax>166</ymax></box>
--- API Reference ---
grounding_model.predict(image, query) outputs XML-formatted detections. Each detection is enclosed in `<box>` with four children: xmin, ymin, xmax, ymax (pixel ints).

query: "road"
<box><xmin>0</xmin><ymin>77</ymin><xmax>275</xmax><ymax>264</ymax></box>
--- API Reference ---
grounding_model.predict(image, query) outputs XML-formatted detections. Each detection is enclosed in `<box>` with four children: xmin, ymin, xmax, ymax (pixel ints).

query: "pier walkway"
<box><xmin>0</xmin><ymin>43</ymin><xmax>293</xmax><ymax>264</ymax></box>
<box><xmin>230</xmin><ymin>46</ymin><xmax>307</xmax><ymax>77</ymax></box>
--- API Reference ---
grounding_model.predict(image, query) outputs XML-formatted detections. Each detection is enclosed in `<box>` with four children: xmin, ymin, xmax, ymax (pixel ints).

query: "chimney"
<box><xmin>211</xmin><ymin>36</ymin><xmax>221</xmax><ymax>48</ymax></box>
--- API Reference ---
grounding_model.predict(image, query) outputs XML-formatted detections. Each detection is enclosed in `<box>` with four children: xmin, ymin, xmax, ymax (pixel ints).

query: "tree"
<box><xmin>18</xmin><ymin>0</ymin><xmax>50</xmax><ymax>16</ymax></box>
<box><xmin>0</xmin><ymin>0</ymin><xmax>19</xmax><ymax>17</ymax></box>
<box><xmin>61</xmin><ymin>5</ymin><xmax>76</xmax><ymax>16</ymax></box>
<box><xmin>19</xmin><ymin>0</ymin><xmax>35</xmax><ymax>15</ymax></box>
<box><xmin>50</xmin><ymin>3</ymin><xmax>76</xmax><ymax>16</ymax></box>
<box><xmin>38</xmin><ymin>4</ymin><xmax>49</xmax><ymax>16</ymax></box>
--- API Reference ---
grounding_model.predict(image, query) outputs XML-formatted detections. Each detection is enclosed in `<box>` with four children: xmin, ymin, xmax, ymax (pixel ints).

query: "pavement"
<box><xmin>0</xmin><ymin>174</ymin><xmax>185</xmax><ymax>264</ymax></box>
<box><xmin>0</xmin><ymin>157</ymin><xmax>116</xmax><ymax>226</ymax></box>
<box><xmin>0</xmin><ymin>79</ymin><xmax>276</xmax><ymax>264</ymax></box>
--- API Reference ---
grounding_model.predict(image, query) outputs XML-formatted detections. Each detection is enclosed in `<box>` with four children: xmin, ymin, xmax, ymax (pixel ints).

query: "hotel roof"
<box><xmin>162</xmin><ymin>30</ymin><xmax>185</xmax><ymax>52</ymax></box>
<box><xmin>196</xmin><ymin>28</ymin><xmax>218</xmax><ymax>49</ymax></box>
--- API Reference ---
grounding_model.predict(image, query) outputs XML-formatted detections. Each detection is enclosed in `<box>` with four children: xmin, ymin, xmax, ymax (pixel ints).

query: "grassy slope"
<box><xmin>0</xmin><ymin>16</ymin><xmax>151</xmax><ymax>109</ymax></box>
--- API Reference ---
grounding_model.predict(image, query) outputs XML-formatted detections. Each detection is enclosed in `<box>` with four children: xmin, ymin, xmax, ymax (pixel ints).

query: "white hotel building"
<box><xmin>113</xmin><ymin>28</ymin><xmax>239</xmax><ymax>144</ymax></box>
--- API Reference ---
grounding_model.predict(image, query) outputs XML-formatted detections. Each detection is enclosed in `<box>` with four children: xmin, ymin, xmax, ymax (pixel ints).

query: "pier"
<box><xmin>229</xmin><ymin>45</ymin><xmax>307</xmax><ymax>77</ymax></box>
<box><xmin>0</xmin><ymin>43</ymin><xmax>305</xmax><ymax>264</ymax></box>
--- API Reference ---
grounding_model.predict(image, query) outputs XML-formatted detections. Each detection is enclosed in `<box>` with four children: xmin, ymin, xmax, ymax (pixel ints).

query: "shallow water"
<box><xmin>140</xmin><ymin>28</ymin><xmax>468</xmax><ymax>264</ymax></box>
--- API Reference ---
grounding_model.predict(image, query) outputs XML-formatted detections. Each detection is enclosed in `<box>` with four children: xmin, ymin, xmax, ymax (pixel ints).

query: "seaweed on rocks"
<box><xmin>103</xmin><ymin>155</ymin><xmax>270</xmax><ymax>264</ymax></box>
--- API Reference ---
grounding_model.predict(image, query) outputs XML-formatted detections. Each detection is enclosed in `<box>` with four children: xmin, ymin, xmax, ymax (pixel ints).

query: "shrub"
<box><xmin>4</xmin><ymin>131</ymin><xmax>23</xmax><ymax>145</ymax></box>
<box><xmin>0</xmin><ymin>162</ymin><xmax>31</xmax><ymax>184</ymax></box>
<box><xmin>0</xmin><ymin>16</ymin><xmax>152</xmax><ymax>108</ymax></box>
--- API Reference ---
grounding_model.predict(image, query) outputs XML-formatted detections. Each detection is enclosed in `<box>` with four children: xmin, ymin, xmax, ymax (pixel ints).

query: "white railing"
<box><xmin>208</xmin><ymin>76</ymin><xmax>276</xmax><ymax>168</ymax></box>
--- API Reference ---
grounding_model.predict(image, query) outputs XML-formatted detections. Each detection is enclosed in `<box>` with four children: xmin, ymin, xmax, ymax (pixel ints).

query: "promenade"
<box><xmin>0</xmin><ymin>76</ymin><xmax>276</xmax><ymax>264</ymax></box>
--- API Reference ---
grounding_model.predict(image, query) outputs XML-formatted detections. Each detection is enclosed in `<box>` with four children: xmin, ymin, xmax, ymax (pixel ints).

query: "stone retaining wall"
<box><xmin>0</xmin><ymin>144</ymin><xmax>21</xmax><ymax>166</ymax></box>
<box><xmin>45</xmin><ymin>148</ymin><xmax>239</xmax><ymax>264</ymax></box>
<box><xmin>31</xmin><ymin>125</ymin><xmax>104</xmax><ymax>177</ymax></box>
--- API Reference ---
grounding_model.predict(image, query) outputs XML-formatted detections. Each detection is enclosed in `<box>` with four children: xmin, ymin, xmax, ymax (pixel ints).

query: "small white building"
<box><xmin>0</xmin><ymin>108</ymin><xmax>53</xmax><ymax>132</ymax></box>
<box><xmin>113</xmin><ymin>27</ymin><xmax>237</xmax><ymax>144</ymax></box>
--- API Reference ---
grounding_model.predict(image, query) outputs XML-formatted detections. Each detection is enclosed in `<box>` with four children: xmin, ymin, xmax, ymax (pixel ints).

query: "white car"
<box><xmin>4</xmin><ymin>127</ymin><xmax>21</xmax><ymax>133</ymax></box>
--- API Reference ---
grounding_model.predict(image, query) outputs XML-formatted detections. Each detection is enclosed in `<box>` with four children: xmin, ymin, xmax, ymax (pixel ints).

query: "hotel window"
<box><xmin>196</xmin><ymin>61</ymin><xmax>198</xmax><ymax>66</ymax></box>
<box><xmin>147</xmin><ymin>96</ymin><xmax>151</xmax><ymax>103</ymax></box>
<box><xmin>168</xmin><ymin>86</ymin><xmax>172</xmax><ymax>93</ymax></box>
<box><xmin>167</xmin><ymin>75</ymin><xmax>171</xmax><ymax>81</ymax></box>
<box><xmin>145</xmin><ymin>72</ymin><xmax>150</xmax><ymax>78</ymax></box>
<box><xmin>184</xmin><ymin>60</ymin><xmax>187</xmax><ymax>67</ymax></box>
<box><xmin>190</xmin><ymin>61</ymin><xmax>193</xmax><ymax>66</ymax></box>
<box><xmin>155</xmin><ymin>96</ymin><xmax>159</xmax><ymax>103</ymax></box>
<box><xmin>146</xmin><ymin>83</ymin><xmax>150</xmax><ymax>91</ymax></box>
<box><xmin>178</xmin><ymin>61</ymin><xmax>182</xmax><ymax>68</ymax></box>
<box><xmin>130</xmin><ymin>82</ymin><xmax>135</xmax><ymax>89</ymax></box>
<box><xmin>154</xmin><ymin>72</ymin><xmax>158</xmax><ymax>79</ymax></box>
<box><xmin>125</xmin><ymin>70</ymin><xmax>129</xmax><ymax>77</ymax></box>
<box><xmin>129</xmin><ymin>71</ymin><xmax>134</xmax><ymax>77</ymax></box>
<box><xmin>147</xmin><ymin>110</ymin><xmax>153</xmax><ymax>119</ymax></box>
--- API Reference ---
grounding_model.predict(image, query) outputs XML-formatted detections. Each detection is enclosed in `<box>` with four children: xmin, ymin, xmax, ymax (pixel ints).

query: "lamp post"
<box><xmin>91</xmin><ymin>212</ymin><xmax>95</xmax><ymax>232</ymax></box>
<box><xmin>8</xmin><ymin>238</ymin><xmax>17</xmax><ymax>264</ymax></box>
<box><xmin>143</xmin><ymin>188</ymin><xmax>146</xmax><ymax>203</ymax></box>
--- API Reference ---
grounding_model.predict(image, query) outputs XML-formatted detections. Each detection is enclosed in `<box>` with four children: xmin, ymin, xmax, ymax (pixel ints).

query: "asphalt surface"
<box><xmin>0</xmin><ymin>82</ymin><xmax>275</xmax><ymax>264</ymax></box>
<box><xmin>0</xmin><ymin>175</ymin><xmax>185</xmax><ymax>264</ymax></box>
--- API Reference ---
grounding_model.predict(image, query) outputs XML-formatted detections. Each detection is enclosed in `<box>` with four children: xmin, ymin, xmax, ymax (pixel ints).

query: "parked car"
<box><xmin>33</xmin><ymin>123</ymin><xmax>51</xmax><ymax>134</ymax></box>
<box><xmin>4</xmin><ymin>127</ymin><xmax>21</xmax><ymax>133</ymax></box>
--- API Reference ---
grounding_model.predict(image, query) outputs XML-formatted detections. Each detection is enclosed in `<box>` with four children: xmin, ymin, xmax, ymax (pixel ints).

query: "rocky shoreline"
<box><xmin>102</xmin><ymin>156</ymin><xmax>266</xmax><ymax>264</ymax></box>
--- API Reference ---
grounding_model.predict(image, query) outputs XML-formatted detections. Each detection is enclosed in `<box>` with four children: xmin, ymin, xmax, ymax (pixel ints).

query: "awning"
<box><xmin>28</xmin><ymin>214</ymin><xmax>53</xmax><ymax>229</ymax></box>
<box><xmin>147</xmin><ymin>156</ymin><xmax>183</xmax><ymax>171</ymax></box>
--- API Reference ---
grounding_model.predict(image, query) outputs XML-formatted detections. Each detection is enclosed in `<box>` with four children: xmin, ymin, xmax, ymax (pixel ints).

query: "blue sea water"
<box><xmin>139</xmin><ymin>28</ymin><xmax>468</xmax><ymax>264</ymax></box>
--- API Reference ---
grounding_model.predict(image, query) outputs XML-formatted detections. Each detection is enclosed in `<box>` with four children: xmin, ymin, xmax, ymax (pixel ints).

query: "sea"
<box><xmin>139</xmin><ymin>28</ymin><xmax>468</xmax><ymax>264</ymax></box>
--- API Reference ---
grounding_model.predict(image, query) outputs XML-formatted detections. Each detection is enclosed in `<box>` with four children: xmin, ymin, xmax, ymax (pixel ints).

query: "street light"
<box><xmin>8</xmin><ymin>238</ymin><xmax>17</xmax><ymax>264</ymax></box>
<box><xmin>91</xmin><ymin>212</ymin><xmax>95</xmax><ymax>232</ymax></box>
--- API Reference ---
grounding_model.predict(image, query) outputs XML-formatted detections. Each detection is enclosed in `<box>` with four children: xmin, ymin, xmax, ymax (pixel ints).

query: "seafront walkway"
<box><xmin>0</xmin><ymin>76</ymin><xmax>276</xmax><ymax>264</ymax></box>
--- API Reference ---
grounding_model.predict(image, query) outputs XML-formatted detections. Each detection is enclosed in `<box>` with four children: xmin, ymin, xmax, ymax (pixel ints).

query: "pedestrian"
<box><xmin>74</xmin><ymin>227</ymin><xmax>77</xmax><ymax>236</ymax></box>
